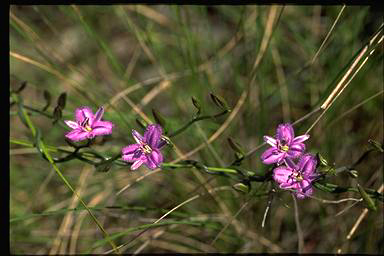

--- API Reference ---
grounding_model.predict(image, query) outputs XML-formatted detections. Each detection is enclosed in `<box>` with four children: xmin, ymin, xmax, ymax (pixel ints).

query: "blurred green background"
<box><xmin>10</xmin><ymin>5</ymin><xmax>383</xmax><ymax>254</ymax></box>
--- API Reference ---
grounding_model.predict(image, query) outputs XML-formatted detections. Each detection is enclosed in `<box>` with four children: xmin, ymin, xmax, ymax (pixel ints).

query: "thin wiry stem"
<box><xmin>346</xmin><ymin>184</ymin><xmax>384</xmax><ymax>240</ymax></box>
<box><xmin>168</xmin><ymin>110</ymin><xmax>229</xmax><ymax>138</ymax></box>
<box><xmin>327</xmin><ymin>90</ymin><xmax>383</xmax><ymax>128</ymax></box>
<box><xmin>334</xmin><ymin>200</ymin><xmax>363</xmax><ymax>217</ymax></box>
<box><xmin>262</xmin><ymin>189</ymin><xmax>275</xmax><ymax>228</ymax></box>
<box><xmin>292</xmin><ymin>194</ymin><xmax>304</xmax><ymax>253</ymax></box>
<box><xmin>310</xmin><ymin>5</ymin><xmax>346</xmax><ymax>65</ymax></box>
<box><xmin>306</xmin><ymin>25</ymin><xmax>383</xmax><ymax>134</ymax></box>
<box><xmin>210</xmin><ymin>200</ymin><xmax>250</xmax><ymax>245</ymax></box>
<box><xmin>308</xmin><ymin>195</ymin><xmax>363</xmax><ymax>204</ymax></box>
<box><xmin>272</xmin><ymin>44</ymin><xmax>291</xmax><ymax>123</ymax></box>
<box><xmin>104</xmin><ymin>186</ymin><xmax>233</xmax><ymax>254</ymax></box>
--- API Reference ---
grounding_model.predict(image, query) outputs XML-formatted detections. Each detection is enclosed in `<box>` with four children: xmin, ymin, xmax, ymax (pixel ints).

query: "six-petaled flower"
<box><xmin>63</xmin><ymin>106</ymin><xmax>319</xmax><ymax>199</ymax></box>
<box><xmin>64</xmin><ymin>106</ymin><xmax>113</xmax><ymax>141</ymax></box>
<box><xmin>273</xmin><ymin>154</ymin><xmax>318</xmax><ymax>199</ymax></box>
<box><xmin>121</xmin><ymin>124</ymin><xmax>165</xmax><ymax>170</ymax></box>
<box><xmin>261</xmin><ymin>123</ymin><xmax>310</xmax><ymax>165</ymax></box>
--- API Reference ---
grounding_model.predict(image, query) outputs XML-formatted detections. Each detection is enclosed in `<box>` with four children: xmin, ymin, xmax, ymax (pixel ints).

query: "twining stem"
<box><xmin>24</xmin><ymin>105</ymin><xmax>53</xmax><ymax>118</ymax></box>
<box><xmin>11</xmin><ymin>132</ymin><xmax>383</xmax><ymax>200</ymax></box>
<box><xmin>167</xmin><ymin>110</ymin><xmax>229</xmax><ymax>138</ymax></box>
<box><xmin>313</xmin><ymin>182</ymin><xmax>383</xmax><ymax>201</ymax></box>
<box><xmin>11</xmin><ymin>93</ymin><xmax>120</xmax><ymax>254</ymax></box>
<box><xmin>161</xmin><ymin>162</ymin><xmax>238</xmax><ymax>174</ymax></box>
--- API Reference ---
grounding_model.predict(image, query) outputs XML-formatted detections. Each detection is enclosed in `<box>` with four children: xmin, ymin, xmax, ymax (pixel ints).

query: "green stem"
<box><xmin>161</xmin><ymin>162</ymin><xmax>238</xmax><ymax>174</ymax></box>
<box><xmin>168</xmin><ymin>110</ymin><xmax>229</xmax><ymax>138</ymax></box>
<box><xmin>12</xmin><ymin>93</ymin><xmax>120</xmax><ymax>254</ymax></box>
<box><xmin>23</xmin><ymin>105</ymin><xmax>53</xmax><ymax>118</ymax></box>
<box><xmin>314</xmin><ymin>182</ymin><xmax>384</xmax><ymax>202</ymax></box>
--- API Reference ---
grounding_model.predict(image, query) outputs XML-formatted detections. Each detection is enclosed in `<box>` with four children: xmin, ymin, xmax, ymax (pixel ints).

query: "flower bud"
<box><xmin>348</xmin><ymin>169</ymin><xmax>358</xmax><ymax>178</ymax></box>
<box><xmin>233</xmin><ymin>182</ymin><xmax>250</xmax><ymax>194</ymax></box>
<box><xmin>57</xmin><ymin>92</ymin><xmax>67</xmax><ymax>109</ymax></box>
<box><xmin>191</xmin><ymin>96</ymin><xmax>201</xmax><ymax>116</ymax></box>
<box><xmin>316</xmin><ymin>153</ymin><xmax>328</xmax><ymax>166</ymax></box>
<box><xmin>368</xmin><ymin>139</ymin><xmax>384</xmax><ymax>153</ymax></box>
<box><xmin>52</xmin><ymin>106</ymin><xmax>62</xmax><ymax>124</ymax></box>
<box><xmin>42</xmin><ymin>90</ymin><xmax>51</xmax><ymax>111</ymax></box>
<box><xmin>227</xmin><ymin>137</ymin><xmax>245</xmax><ymax>157</ymax></box>
<box><xmin>357</xmin><ymin>183</ymin><xmax>376</xmax><ymax>211</ymax></box>
<box><xmin>210</xmin><ymin>92</ymin><xmax>229</xmax><ymax>110</ymax></box>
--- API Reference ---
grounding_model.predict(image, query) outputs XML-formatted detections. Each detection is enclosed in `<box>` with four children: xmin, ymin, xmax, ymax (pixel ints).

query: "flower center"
<box><xmin>293</xmin><ymin>172</ymin><xmax>303</xmax><ymax>181</ymax></box>
<box><xmin>80</xmin><ymin>117</ymin><xmax>92</xmax><ymax>132</ymax></box>
<box><xmin>280</xmin><ymin>145</ymin><xmax>289</xmax><ymax>152</ymax></box>
<box><xmin>140</xmin><ymin>144</ymin><xmax>152</xmax><ymax>154</ymax></box>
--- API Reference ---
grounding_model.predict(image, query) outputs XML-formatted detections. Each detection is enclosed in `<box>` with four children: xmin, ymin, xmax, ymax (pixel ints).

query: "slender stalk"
<box><xmin>292</xmin><ymin>194</ymin><xmax>304</xmax><ymax>253</ymax></box>
<box><xmin>12</xmin><ymin>93</ymin><xmax>120</xmax><ymax>254</ymax></box>
<box><xmin>167</xmin><ymin>110</ymin><xmax>229</xmax><ymax>138</ymax></box>
<box><xmin>161</xmin><ymin>162</ymin><xmax>239</xmax><ymax>175</ymax></box>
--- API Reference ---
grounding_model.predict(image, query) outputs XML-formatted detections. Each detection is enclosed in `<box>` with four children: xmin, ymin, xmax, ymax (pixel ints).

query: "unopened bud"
<box><xmin>317</xmin><ymin>153</ymin><xmax>328</xmax><ymax>166</ymax></box>
<box><xmin>233</xmin><ymin>183</ymin><xmax>250</xmax><ymax>194</ymax></box>
<box><xmin>210</xmin><ymin>92</ymin><xmax>229</xmax><ymax>110</ymax></box>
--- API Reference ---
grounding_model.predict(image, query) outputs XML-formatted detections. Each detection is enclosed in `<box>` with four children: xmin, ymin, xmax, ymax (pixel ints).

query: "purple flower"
<box><xmin>261</xmin><ymin>123</ymin><xmax>309</xmax><ymax>165</ymax></box>
<box><xmin>64</xmin><ymin>106</ymin><xmax>113</xmax><ymax>141</ymax></box>
<box><xmin>273</xmin><ymin>154</ymin><xmax>318</xmax><ymax>199</ymax></box>
<box><xmin>122</xmin><ymin>124</ymin><xmax>165</xmax><ymax>170</ymax></box>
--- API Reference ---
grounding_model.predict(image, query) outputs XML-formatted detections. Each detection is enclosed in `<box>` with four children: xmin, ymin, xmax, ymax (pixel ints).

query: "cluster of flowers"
<box><xmin>261</xmin><ymin>123</ymin><xmax>319</xmax><ymax>199</ymax></box>
<box><xmin>64</xmin><ymin>107</ymin><xmax>318</xmax><ymax>199</ymax></box>
<box><xmin>64</xmin><ymin>106</ymin><xmax>165</xmax><ymax>170</ymax></box>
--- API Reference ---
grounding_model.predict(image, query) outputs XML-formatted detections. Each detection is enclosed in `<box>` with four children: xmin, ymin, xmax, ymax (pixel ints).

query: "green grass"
<box><xmin>10</xmin><ymin>5</ymin><xmax>383</xmax><ymax>254</ymax></box>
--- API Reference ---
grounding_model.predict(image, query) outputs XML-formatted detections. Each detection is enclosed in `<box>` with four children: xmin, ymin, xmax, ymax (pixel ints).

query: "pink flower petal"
<box><xmin>261</xmin><ymin>147</ymin><xmax>285</xmax><ymax>164</ymax></box>
<box><xmin>295</xmin><ymin>180</ymin><xmax>313</xmax><ymax>199</ymax></box>
<box><xmin>298</xmin><ymin>154</ymin><xmax>317</xmax><ymax>177</ymax></box>
<box><xmin>276</xmin><ymin>123</ymin><xmax>294</xmax><ymax>145</ymax></box>
<box><xmin>122</xmin><ymin>144</ymin><xmax>140</xmax><ymax>162</ymax></box>
<box><xmin>264</xmin><ymin>136</ymin><xmax>277</xmax><ymax>147</ymax></box>
<box><xmin>65</xmin><ymin>129</ymin><xmax>89</xmax><ymax>141</ymax></box>
<box><xmin>280</xmin><ymin>181</ymin><xmax>298</xmax><ymax>190</ymax></box>
<box><xmin>132</xmin><ymin>130</ymin><xmax>144</xmax><ymax>144</ymax></box>
<box><xmin>144</xmin><ymin>124</ymin><xmax>163</xmax><ymax>148</ymax></box>
<box><xmin>145</xmin><ymin>155</ymin><xmax>158</xmax><ymax>169</ymax></box>
<box><xmin>157</xmin><ymin>138</ymin><xmax>167</xmax><ymax>149</ymax></box>
<box><xmin>131</xmin><ymin>158</ymin><xmax>145</xmax><ymax>170</ymax></box>
<box><xmin>273</xmin><ymin>166</ymin><xmax>294</xmax><ymax>185</ymax></box>
<box><xmin>64</xmin><ymin>120</ymin><xmax>79</xmax><ymax>129</ymax></box>
<box><xmin>94</xmin><ymin>106</ymin><xmax>105</xmax><ymax>123</ymax></box>
<box><xmin>287</xmin><ymin>142</ymin><xmax>305</xmax><ymax>158</ymax></box>
<box><xmin>91</xmin><ymin>121</ymin><xmax>113</xmax><ymax>136</ymax></box>
<box><xmin>146</xmin><ymin>149</ymin><xmax>163</xmax><ymax>169</ymax></box>
<box><xmin>293</xmin><ymin>134</ymin><xmax>310</xmax><ymax>143</ymax></box>
<box><xmin>75</xmin><ymin>106</ymin><xmax>94</xmax><ymax>124</ymax></box>
<box><xmin>295</xmin><ymin>191</ymin><xmax>307</xmax><ymax>199</ymax></box>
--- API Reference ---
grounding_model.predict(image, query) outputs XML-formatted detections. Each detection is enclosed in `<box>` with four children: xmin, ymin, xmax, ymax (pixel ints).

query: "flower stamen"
<box><xmin>293</xmin><ymin>171</ymin><xmax>303</xmax><ymax>181</ymax></box>
<box><xmin>141</xmin><ymin>144</ymin><xmax>152</xmax><ymax>154</ymax></box>
<box><xmin>79</xmin><ymin>117</ymin><xmax>93</xmax><ymax>132</ymax></box>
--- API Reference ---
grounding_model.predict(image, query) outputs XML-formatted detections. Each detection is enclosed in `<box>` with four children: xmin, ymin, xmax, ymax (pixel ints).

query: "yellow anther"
<box><xmin>141</xmin><ymin>144</ymin><xmax>152</xmax><ymax>154</ymax></box>
<box><xmin>281</xmin><ymin>145</ymin><xmax>289</xmax><ymax>152</ymax></box>
<box><xmin>294</xmin><ymin>173</ymin><xmax>303</xmax><ymax>181</ymax></box>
